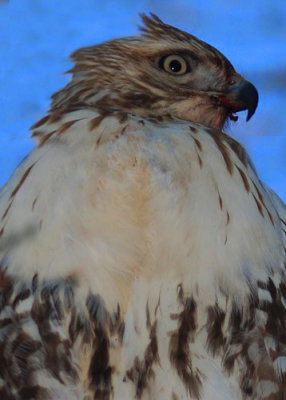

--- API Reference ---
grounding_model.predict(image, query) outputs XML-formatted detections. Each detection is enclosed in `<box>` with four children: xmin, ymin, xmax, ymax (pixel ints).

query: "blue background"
<box><xmin>0</xmin><ymin>0</ymin><xmax>285</xmax><ymax>200</ymax></box>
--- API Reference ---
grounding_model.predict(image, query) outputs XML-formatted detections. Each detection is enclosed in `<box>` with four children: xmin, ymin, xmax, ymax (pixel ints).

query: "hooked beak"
<box><xmin>217</xmin><ymin>75</ymin><xmax>259</xmax><ymax>121</ymax></box>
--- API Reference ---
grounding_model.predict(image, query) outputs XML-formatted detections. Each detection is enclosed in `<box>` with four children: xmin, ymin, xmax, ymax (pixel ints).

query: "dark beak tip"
<box><xmin>227</xmin><ymin>78</ymin><xmax>259</xmax><ymax>122</ymax></box>
<box><xmin>246</xmin><ymin>98</ymin><xmax>259</xmax><ymax>122</ymax></box>
<box><xmin>246</xmin><ymin>107</ymin><xmax>255</xmax><ymax>122</ymax></box>
<box><xmin>243</xmin><ymin>81</ymin><xmax>259</xmax><ymax>122</ymax></box>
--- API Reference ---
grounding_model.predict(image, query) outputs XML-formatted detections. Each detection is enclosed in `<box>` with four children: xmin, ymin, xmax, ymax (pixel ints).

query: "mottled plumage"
<box><xmin>0</xmin><ymin>14</ymin><xmax>285</xmax><ymax>400</ymax></box>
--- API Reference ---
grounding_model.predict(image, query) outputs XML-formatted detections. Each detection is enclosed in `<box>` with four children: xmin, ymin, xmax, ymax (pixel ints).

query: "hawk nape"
<box><xmin>0</xmin><ymin>14</ymin><xmax>285</xmax><ymax>400</ymax></box>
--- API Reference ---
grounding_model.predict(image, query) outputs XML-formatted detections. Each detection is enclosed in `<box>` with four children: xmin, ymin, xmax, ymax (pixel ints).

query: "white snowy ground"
<box><xmin>0</xmin><ymin>0</ymin><xmax>285</xmax><ymax>200</ymax></box>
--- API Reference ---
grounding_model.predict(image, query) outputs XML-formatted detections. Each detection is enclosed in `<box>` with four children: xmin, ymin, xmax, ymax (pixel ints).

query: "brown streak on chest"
<box><xmin>235</xmin><ymin>165</ymin><xmax>250</xmax><ymax>192</ymax></box>
<box><xmin>206</xmin><ymin>303</ymin><xmax>226</xmax><ymax>355</ymax></box>
<box><xmin>89</xmin><ymin>115</ymin><xmax>106</xmax><ymax>131</ymax></box>
<box><xmin>252</xmin><ymin>193</ymin><xmax>264</xmax><ymax>217</ymax></box>
<box><xmin>169</xmin><ymin>287</ymin><xmax>202</xmax><ymax>399</ymax></box>
<box><xmin>1</xmin><ymin>202</ymin><xmax>12</xmax><ymax>221</ymax></box>
<box><xmin>226</xmin><ymin>211</ymin><xmax>230</xmax><ymax>225</ymax></box>
<box><xmin>207</xmin><ymin>130</ymin><xmax>233</xmax><ymax>175</ymax></box>
<box><xmin>32</xmin><ymin>197</ymin><xmax>38</xmax><ymax>211</ymax></box>
<box><xmin>252</xmin><ymin>181</ymin><xmax>275</xmax><ymax>225</ymax></box>
<box><xmin>222</xmin><ymin>134</ymin><xmax>248</xmax><ymax>168</ymax></box>
<box><xmin>58</xmin><ymin>119</ymin><xmax>81</xmax><ymax>135</ymax></box>
<box><xmin>37</xmin><ymin>130</ymin><xmax>57</xmax><ymax>147</ymax></box>
<box><xmin>218</xmin><ymin>192</ymin><xmax>223</xmax><ymax>210</ymax></box>
<box><xmin>193</xmin><ymin>138</ymin><xmax>202</xmax><ymax>152</ymax></box>
<box><xmin>125</xmin><ymin>316</ymin><xmax>159</xmax><ymax>399</ymax></box>
<box><xmin>31</xmin><ymin>115</ymin><xmax>50</xmax><ymax>130</ymax></box>
<box><xmin>10</xmin><ymin>163</ymin><xmax>36</xmax><ymax>200</ymax></box>
<box><xmin>189</xmin><ymin>126</ymin><xmax>198</xmax><ymax>134</ymax></box>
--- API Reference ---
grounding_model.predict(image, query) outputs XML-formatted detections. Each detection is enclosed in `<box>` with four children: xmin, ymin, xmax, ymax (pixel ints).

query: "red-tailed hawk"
<box><xmin>0</xmin><ymin>14</ymin><xmax>285</xmax><ymax>400</ymax></box>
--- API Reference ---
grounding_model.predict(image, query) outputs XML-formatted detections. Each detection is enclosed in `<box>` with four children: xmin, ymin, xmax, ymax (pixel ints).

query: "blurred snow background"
<box><xmin>0</xmin><ymin>0</ymin><xmax>285</xmax><ymax>200</ymax></box>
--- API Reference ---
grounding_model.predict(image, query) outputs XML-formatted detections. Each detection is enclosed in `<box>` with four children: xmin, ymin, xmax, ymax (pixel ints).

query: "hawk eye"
<box><xmin>159</xmin><ymin>54</ymin><xmax>189</xmax><ymax>75</ymax></box>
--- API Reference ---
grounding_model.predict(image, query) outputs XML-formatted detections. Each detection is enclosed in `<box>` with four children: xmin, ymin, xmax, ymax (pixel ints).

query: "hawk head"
<box><xmin>51</xmin><ymin>14</ymin><xmax>258</xmax><ymax>130</ymax></box>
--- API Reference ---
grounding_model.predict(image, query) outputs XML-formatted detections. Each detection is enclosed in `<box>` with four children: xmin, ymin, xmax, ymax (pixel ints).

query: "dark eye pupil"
<box><xmin>169</xmin><ymin>60</ymin><xmax>182</xmax><ymax>72</ymax></box>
